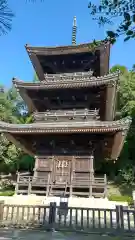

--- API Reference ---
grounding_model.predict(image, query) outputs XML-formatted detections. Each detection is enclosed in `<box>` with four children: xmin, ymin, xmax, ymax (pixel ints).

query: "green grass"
<box><xmin>108</xmin><ymin>194</ymin><xmax>133</xmax><ymax>205</ymax></box>
<box><xmin>0</xmin><ymin>190</ymin><xmax>14</xmax><ymax>196</ymax></box>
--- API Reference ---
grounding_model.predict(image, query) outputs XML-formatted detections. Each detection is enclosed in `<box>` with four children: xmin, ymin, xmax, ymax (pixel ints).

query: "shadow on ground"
<box><xmin>0</xmin><ymin>229</ymin><xmax>120</xmax><ymax>240</ymax></box>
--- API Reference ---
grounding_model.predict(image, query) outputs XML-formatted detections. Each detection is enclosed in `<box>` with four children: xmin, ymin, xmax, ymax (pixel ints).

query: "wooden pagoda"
<box><xmin>0</xmin><ymin>19</ymin><xmax>131</xmax><ymax>197</ymax></box>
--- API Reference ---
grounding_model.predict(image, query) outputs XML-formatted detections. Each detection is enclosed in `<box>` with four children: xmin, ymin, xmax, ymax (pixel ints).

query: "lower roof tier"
<box><xmin>0</xmin><ymin>117</ymin><xmax>131</xmax><ymax>160</ymax></box>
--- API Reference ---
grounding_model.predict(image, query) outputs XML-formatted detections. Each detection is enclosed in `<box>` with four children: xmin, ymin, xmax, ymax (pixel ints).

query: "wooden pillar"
<box><xmin>15</xmin><ymin>183</ymin><xmax>18</xmax><ymax>195</ymax></box>
<box><xmin>90</xmin><ymin>155</ymin><xmax>94</xmax><ymax>174</ymax></box>
<box><xmin>0</xmin><ymin>201</ymin><xmax>4</xmax><ymax>221</ymax></box>
<box><xmin>105</xmin><ymin>83</ymin><xmax>117</xmax><ymax>121</ymax></box>
<box><xmin>48</xmin><ymin>202</ymin><xmax>56</xmax><ymax>229</ymax></box>
<box><xmin>104</xmin><ymin>174</ymin><xmax>107</xmax><ymax>198</ymax></box>
<box><xmin>33</xmin><ymin>156</ymin><xmax>39</xmax><ymax>178</ymax></box>
<box><xmin>15</xmin><ymin>172</ymin><xmax>19</xmax><ymax>194</ymax></box>
<box><xmin>28</xmin><ymin>177</ymin><xmax>32</xmax><ymax>195</ymax></box>
<box><xmin>89</xmin><ymin>155</ymin><xmax>94</xmax><ymax>197</ymax></box>
<box><xmin>116</xmin><ymin>205</ymin><xmax>124</xmax><ymax>230</ymax></box>
<box><xmin>46</xmin><ymin>173</ymin><xmax>51</xmax><ymax>196</ymax></box>
<box><xmin>70</xmin><ymin>156</ymin><xmax>74</xmax><ymax>197</ymax></box>
<box><xmin>99</xmin><ymin>42</ymin><xmax>110</xmax><ymax>76</ymax></box>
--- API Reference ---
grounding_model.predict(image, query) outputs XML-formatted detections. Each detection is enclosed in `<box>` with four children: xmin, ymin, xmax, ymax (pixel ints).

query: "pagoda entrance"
<box><xmin>53</xmin><ymin>157</ymin><xmax>71</xmax><ymax>184</ymax></box>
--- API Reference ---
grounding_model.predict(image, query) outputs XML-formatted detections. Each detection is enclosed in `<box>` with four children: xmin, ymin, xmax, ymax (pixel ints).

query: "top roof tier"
<box><xmin>25</xmin><ymin>41</ymin><xmax>111</xmax><ymax>80</ymax></box>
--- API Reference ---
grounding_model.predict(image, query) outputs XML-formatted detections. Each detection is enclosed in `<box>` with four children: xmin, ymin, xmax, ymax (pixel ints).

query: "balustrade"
<box><xmin>33</xmin><ymin>109</ymin><xmax>99</xmax><ymax>122</ymax></box>
<box><xmin>16</xmin><ymin>171</ymin><xmax>107</xmax><ymax>197</ymax></box>
<box><xmin>44</xmin><ymin>70</ymin><xmax>93</xmax><ymax>82</ymax></box>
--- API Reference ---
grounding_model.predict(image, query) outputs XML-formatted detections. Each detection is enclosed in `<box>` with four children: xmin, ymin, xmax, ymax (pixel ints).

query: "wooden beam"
<box><xmin>111</xmin><ymin>131</ymin><xmax>127</xmax><ymax>160</ymax></box>
<box><xmin>105</xmin><ymin>83</ymin><xmax>117</xmax><ymax>121</ymax></box>
<box><xmin>99</xmin><ymin>42</ymin><xmax>110</xmax><ymax>76</ymax></box>
<box><xmin>4</xmin><ymin>133</ymin><xmax>34</xmax><ymax>157</ymax></box>
<box><xmin>28</xmin><ymin>52</ymin><xmax>44</xmax><ymax>80</ymax></box>
<box><xmin>19</xmin><ymin>88</ymin><xmax>37</xmax><ymax>113</ymax></box>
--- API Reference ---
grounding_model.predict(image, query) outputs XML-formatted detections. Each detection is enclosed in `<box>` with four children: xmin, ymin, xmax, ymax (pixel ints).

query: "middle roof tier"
<box><xmin>13</xmin><ymin>71</ymin><xmax>119</xmax><ymax>121</ymax></box>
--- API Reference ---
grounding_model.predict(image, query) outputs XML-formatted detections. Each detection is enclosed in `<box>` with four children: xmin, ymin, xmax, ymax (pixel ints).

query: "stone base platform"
<box><xmin>0</xmin><ymin>195</ymin><xmax>128</xmax><ymax>209</ymax></box>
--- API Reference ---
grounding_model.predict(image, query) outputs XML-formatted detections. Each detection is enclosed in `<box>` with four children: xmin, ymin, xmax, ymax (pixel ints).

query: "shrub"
<box><xmin>108</xmin><ymin>194</ymin><xmax>133</xmax><ymax>205</ymax></box>
<box><xmin>0</xmin><ymin>179</ymin><xmax>14</xmax><ymax>191</ymax></box>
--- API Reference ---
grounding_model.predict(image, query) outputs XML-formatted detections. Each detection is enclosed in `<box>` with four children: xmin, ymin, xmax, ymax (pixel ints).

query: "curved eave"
<box><xmin>25</xmin><ymin>41</ymin><xmax>110</xmax><ymax>56</ymax></box>
<box><xmin>0</xmin><ymin>118</ymin><xmax>131</xmax><ymax>134</ymax></box>
<box><xmin>13</xmin><ymin>72</ymin><xmax>119</xmax><ymax>90</ymax></box>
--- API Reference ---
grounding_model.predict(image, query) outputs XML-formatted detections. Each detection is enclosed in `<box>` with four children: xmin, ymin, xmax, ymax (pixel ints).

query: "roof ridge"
<box><xmin>25</xmin><ymin>40</ymin><xmax>109</xmax><ymax>52</ymax></box>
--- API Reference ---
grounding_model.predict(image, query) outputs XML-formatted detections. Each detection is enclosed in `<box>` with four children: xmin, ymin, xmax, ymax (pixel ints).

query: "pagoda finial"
<box><xmin>72</xmin><ymin>16</ymin><xmax>77</xmax><ymax>45</ymax></box>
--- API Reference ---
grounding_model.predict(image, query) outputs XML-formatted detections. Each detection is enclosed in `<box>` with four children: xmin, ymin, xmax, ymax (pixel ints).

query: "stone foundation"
<box><xmin>0</xmin><ymin>195</ymin><xmax>128</xmax><ymax>208</ymax></box>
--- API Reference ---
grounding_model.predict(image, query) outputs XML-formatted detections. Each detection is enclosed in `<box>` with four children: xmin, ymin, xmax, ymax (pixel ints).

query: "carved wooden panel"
<box><xmin>74</xmin><ymin>156</ymin><xmax>91</xmax><ymax>172</ymax></box>
<box><xmin>35</xmin><ymin>156</ymin><xmax>53</xmax><ymax>171</ymax></box>
<box><xmin>53</xmin><ymin>156</ymin><xmax>72</xmax><ymax>183</ymax></box>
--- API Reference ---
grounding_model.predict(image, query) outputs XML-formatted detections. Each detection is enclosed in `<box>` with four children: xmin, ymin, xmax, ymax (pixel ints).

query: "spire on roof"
<box><xmin>72</xmin><ymin>16</ymin><xmax>77</xmax><ymax>45</ymax></box>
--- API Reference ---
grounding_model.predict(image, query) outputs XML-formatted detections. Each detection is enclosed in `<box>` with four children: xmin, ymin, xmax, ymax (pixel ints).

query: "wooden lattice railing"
<box><xmin>0</xmin><ymin>202</ymin><xmax>135</xmax><ymax>234</ymax></box>
<box><xmin>16</xmin><ymin>173</ymin><xmax>107</xmax><ymax>197</ymax></box>
<box><xmin>33</xmin><ymin>109</ymin><xmax>100</xmax><ymax>122</ymax></box>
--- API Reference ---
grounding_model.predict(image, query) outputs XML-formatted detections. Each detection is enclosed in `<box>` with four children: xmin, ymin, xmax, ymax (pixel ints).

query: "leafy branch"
<box><xmin>88</xmin><ymin>0</ymin><xmax>135</xmax><ymax>42</ymax></box>
<box><xmin>0</xmin><ymin>0</ymin><xmax>14</xmax><ymax>35</ymax></box>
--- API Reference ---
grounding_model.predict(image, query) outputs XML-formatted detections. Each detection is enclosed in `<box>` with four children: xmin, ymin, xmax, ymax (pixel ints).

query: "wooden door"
<box><xmin>54</xmin><ymin>157</ymin><xmax>71</xmax><ymax>184</ymax></box>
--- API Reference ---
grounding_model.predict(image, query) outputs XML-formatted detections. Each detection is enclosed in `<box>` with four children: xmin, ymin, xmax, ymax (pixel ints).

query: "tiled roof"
<box><xmin>0</xmin><ymin>117</ymin><xmax>131</xmax><ymax>134</ymax></box>
<box><xmin>13</xmin><ymin>72</ymin><xmax>119</xmax><ymax>90</ymax></box>
<box><xmin>25</xmin><ymin>41</ymin><xmax>109</xmax><ymax>55</ymax></box>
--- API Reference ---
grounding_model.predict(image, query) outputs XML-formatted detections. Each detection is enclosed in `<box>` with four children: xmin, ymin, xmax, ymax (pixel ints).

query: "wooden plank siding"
<box><xmin>15</xmin><ymin>155</ymin><xmax>107</xmax><ymax>197</ymax></box>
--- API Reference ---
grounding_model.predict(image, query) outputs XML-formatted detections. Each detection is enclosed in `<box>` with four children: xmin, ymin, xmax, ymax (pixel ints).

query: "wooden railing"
<box><xmin>16</xmin><ymin>173</ymin><xmax>107</xmax><ymax>197</ymax></box>
<box><xmin>0</xmin><ymin>202</ymin><xmax>135</xmax><ymax>234</ymax></box>
<box><xmin>44</xmin><ymin>70</ymin><xmax>93</xmax><ymax>82</ymax></box>
<box><xmin>33</xmin><ymin>109</ymin><xmax>100</xmax><ymax>122</ymax></box>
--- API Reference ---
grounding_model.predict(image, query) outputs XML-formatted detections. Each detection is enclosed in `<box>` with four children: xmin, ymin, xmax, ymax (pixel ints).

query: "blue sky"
<box><xmin>1</xmin><ymin>0</ymin><xmax>135</xmax><ymax>87</ymax></box>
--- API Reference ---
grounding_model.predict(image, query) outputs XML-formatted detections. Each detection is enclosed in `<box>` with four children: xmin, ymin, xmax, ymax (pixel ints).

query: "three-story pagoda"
<box><xmin>0</xmin><ymin>18</ymin><xmax>131</xmax><ymax>197</ymax></box>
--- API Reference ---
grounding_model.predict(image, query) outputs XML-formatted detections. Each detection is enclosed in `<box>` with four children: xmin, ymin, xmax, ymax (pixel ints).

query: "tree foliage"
<box><xmin>0</xmin><ymin>0</ymin><xmax>43</xmax><ymax>36</ymax></box>
<box><xmin>0</xmin><ymin>84</ymin><xmax>34</xmax><ymax>174</ymax></box>
<box><xmin>88</xmin><ymin>0</ymin><xmax>135</xmax><ymax>42</ymax></box>
<box><xmin>0</xmin><ymin>0</ymin><xmax>14</xmax><ymax>35</ymax></box>
<box><xmin>110</xmin><ymin>65</ymin><xmax>135</xmax><ymax>185</ymax></box>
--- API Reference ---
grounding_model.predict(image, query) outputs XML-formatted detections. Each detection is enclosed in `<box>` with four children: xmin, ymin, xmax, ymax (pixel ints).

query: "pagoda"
<box><xmin>0</xmin><ymin>17</ymin><xmax>131</xmax><ymax>197</ymax></box>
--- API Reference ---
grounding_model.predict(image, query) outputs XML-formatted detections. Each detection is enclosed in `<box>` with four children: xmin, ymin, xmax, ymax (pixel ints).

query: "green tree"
<box><xmin>0</xmin><ymin>80</ymin><xmax>35</xmax><ymax>174</ymax></box>
<box><xmin>88</xmin><ymin>0</ymin><xmax>135</xmax><ymax>42</ymax></box>
<box><xmin>110</xmin><ymin>64</ymin><xmax>135</xmax><ymax>185</ymax></box>
<box><xmin>33</xmin><ymin>73</ymin><xmax>39</xmax><ymax>82</ymax></box>
<box><xmin>0</xmin><ymin>86</ymin><xmax>21</xmax><ymax>173</ymax></box>
<box><xmin>0</xmin><ymin>86</ymin><xmax>18</xmax><ymax>123</ymax></box>
<box><xmin>110</xmin><ymin>65</ymin><xmax>128</xmax><ymax>75</ymax></box>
